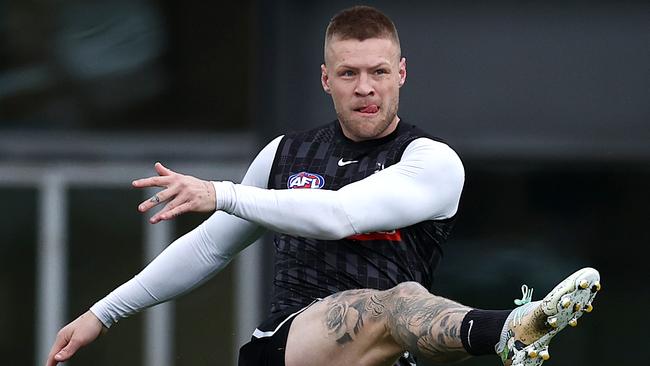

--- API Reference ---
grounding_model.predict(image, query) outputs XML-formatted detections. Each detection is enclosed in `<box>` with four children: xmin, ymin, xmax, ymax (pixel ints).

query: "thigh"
<box><xmin>285</xmin><ymin>289</ymin><xmax>404</xmax><ymax>366</ymax></box>
<box><xmin>239</xmin><ymin>305</ymin><xmax>309</xmax><ymax>366</ymax></box>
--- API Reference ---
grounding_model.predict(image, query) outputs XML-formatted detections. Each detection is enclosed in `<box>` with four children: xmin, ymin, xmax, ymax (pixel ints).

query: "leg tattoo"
<box><xmin>324</xmin><ymin>289</ymin><xmax>386</xmax><ymax>344</ymax></box>
<box><xmin>322</xmin><ymin>283</ymin><xmax>472</xmax><ymax>363</ymax></box>
<box><xmin>387</xmin><ymin>283</ymin><xmax>470</xmax><ymax>362</ymax></box>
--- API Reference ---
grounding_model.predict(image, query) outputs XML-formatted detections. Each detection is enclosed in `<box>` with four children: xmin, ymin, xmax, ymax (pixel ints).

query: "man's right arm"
<box><xmin>45</xmin><ymin>135</ymin><xmax>283</xmax><ymax>365</ymax></box>
<box><xmin>89</xmin><ymin>211</ymin><xmax>267</xmax><ymax>325</ymax></box>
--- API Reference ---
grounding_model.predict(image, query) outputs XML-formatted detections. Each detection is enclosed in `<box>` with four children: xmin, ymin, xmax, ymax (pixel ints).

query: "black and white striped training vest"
<box><xmin>267</xmin><ymin>120</ymin><xmax>457</xmax><ymax>314</ymax></box>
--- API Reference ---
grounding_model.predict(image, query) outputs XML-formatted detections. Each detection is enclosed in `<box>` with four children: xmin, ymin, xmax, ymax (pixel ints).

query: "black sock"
<box><xmin>460</xmin><ymin>309</ymin><xmax>512</xmax><ymax>356</ymax></box>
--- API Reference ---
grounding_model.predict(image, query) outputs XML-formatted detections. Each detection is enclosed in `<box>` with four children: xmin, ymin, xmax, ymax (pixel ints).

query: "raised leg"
<box><xmin>284</xmin><ymin>267</ymin><xmax>602</xmax><ymax>366</ymax></box>
<box><xmin>285</xmin><ymin>282</ymin><xmax>472</xmax><ymax>366</ymax></box>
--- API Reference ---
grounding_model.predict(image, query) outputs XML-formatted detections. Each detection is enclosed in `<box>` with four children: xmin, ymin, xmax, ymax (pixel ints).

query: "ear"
<box><xmin>398</xmin><ymin>57</ymin><xmax>407</xmax><ymax>87</ymax></box>
<box><xmin>321</xmin><ymin>64</ymin><xmax>331</xmax><ymax>94</ymax></box>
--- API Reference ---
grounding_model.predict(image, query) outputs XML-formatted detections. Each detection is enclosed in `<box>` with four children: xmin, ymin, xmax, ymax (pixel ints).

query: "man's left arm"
<box><xmin>215</xmin><ymin>138</ymin><xmax>464</xmax><ymax>239</ymax></box>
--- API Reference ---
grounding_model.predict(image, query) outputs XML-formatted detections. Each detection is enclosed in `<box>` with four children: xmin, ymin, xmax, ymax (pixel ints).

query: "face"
<box><xmin>322</xmin><ymin>37</ymin><xmax>406</xmax><ymax>141</ymax></box>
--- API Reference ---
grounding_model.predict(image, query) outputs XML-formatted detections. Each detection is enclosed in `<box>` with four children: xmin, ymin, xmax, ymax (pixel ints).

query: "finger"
<box><xmin>53</xmin><ymin>339</ymin><xmax>81</xmax><ymax>363</ymax></box>
<box><xmin>149</xmin><ymin>196</ymin><xmax>186</xmax><ymax>223</ymax></box>
<box><xmin>132</xmin><ymin>175</ymin><xmax>172</xmax><ymax>189</ymax></box>
<box><xmin>46</xmin><ymin>347</ymin><xmax>63</xmax><ymax>365</ymax></box>
<box><xmin>46</xmin><ymin>331</ymin><xmax>71</xmax><ymax>366</ymax></box>
<box><xmin>155</xmin><ymin>162</ymin><xmax>176</xmax><ymax>176</ymax></box>
<box><xmin>45</xmin><ymin>354</ymin><xmax>59</xmax><ymax>366</ymax></box>
<box><xmin>155</xmin><ymin>201</ymin><xmax>193</xmax><ymax>223</ymax></box>
<box><xmin>138</xmin><ymin>187</ymin><xmax>177</xmax><ymax>212</ymax></box>
<box><xmin>138</xmin><ymin>194</ymin><xmax>162</xmax><ymax>213</ymax></box>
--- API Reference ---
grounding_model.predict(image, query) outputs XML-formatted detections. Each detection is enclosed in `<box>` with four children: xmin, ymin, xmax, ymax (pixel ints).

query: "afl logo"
<box><xmin>287</xmin><ymin>172</ymin><xmax>325</xmax><ymax>189</ymax></box>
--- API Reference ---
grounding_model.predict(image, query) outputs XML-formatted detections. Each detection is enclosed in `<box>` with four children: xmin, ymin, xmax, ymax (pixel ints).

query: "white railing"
<box><xmin>0</xmin><ymin>158</ymin><xmax>264</xmax><ymax>366</ymax></box>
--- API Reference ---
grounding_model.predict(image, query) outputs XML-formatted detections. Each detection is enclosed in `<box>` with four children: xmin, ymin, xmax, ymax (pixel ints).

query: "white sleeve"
<box><xmin>89</xmin><ymin>136</ymin><xmax>283</xmax><ymax>328</ymax></box>
<box><xmin>214</xmin><ymin>137</ymin><xmax>464</xmax><ymax>240</ymax></box>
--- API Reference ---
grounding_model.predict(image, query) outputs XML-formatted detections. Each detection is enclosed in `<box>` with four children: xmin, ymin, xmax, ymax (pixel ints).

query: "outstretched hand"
<box><xmin>45</xmin><ymin>311</ymin><xmax>106</xmax><ymax>366</ymax></box>
<box><xmin>132</xmin><ymin>162</ymin><xmax>217</xmax><ymax>223</ymax></box>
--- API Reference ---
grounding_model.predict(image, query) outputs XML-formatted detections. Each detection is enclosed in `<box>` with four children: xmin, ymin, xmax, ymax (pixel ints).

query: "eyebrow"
<box><xmin>336</xmin><ymin>61</ymin><xmax>391</xmax><ymax>70</ymax></box>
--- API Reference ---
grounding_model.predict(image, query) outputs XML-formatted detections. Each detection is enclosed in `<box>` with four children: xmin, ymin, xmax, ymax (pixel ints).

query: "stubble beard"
<box><xmin>337</xmin><ymin>94</ymin><xmax>400</xmax><ymax>141</ymax></box>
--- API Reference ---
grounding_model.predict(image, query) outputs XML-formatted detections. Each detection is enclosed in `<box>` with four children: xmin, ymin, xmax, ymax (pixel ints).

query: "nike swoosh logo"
<box><xmin>467</xmin><ymin>320</ymin><xmax>474</xmax><ymax>348</ymax></box>
<box><xmin>338</xmin><ymin>158</ymin><xmax>359</xmax><ymax>167</ymax></box>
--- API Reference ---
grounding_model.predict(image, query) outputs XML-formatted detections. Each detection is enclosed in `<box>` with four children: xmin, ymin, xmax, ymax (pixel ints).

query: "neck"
<box><xmin>341</xmin><ymin>116</ymin><xmax>401</xmax><ymax>142</ymax></box>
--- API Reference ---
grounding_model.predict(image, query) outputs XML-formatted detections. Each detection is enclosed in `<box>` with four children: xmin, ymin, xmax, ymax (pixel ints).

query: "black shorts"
<box><xmin>238</xmin><ymin>303</ymin><xmax>313</xmax><ymax>366</ymax></box>
<box><xmin>237</xmin><ymin>301</ymin><xmax>417</xmax><ymax>366</ymax></box>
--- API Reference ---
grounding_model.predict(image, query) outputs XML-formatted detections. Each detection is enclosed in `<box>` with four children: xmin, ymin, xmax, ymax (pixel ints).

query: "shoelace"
<box><xmin>514</xmin><ymin>284</ymin><xmax>534</xmax><ymax>306</ymax></box>
<box><xmin>512</xmin><ymin>284</ymin><xmax>535</xmax><ymax>326</ymax></box>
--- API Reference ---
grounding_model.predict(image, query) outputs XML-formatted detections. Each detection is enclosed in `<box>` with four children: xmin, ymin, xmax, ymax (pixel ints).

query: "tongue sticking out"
<box><xmin>359</xmin><ymin>105</ymin><xmax>379</xmax><ymax>113</ymax></box>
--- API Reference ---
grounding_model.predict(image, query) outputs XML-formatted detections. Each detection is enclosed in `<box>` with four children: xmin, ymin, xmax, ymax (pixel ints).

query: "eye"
<box><xmin>340</xmin><ymin>70</ymin><xmax>355</xmax><ymax>77</ymax></box>
<box><xmin>374</xmin><ymin>69</ymin><xmax>388</xmax><ymax>75</ymax></box>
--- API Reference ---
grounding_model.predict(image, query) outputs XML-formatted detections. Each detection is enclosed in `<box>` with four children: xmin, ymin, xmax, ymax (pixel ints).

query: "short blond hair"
<box><xmin>324</xmin><ymin>6</ymin><xmax>401</xmax><ymax>59</ymax></box>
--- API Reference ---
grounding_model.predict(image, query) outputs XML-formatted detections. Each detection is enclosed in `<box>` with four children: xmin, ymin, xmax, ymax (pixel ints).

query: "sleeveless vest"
<box><xmin>267</xmin><ymin>120</ymin><xmax>456</xmax><ymax>314</ymax></box>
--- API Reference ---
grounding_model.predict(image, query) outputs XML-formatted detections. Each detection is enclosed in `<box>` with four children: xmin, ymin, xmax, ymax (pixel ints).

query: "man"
<box><xmin>46</xmin><ymin>6</ymin><xmax>601</xmax><ymax>366</ymax></box>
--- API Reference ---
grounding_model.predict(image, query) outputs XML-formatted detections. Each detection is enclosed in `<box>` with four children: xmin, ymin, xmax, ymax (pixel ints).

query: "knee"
<box><xmin>391</xmin><ymin>281</ymin><xmax>429</xmax><ymax>298</ymax></box>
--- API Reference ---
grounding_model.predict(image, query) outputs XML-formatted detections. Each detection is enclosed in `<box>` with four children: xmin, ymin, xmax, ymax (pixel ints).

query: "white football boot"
<box><xmin>496</xmin><ymin>267</ymin><xmax>601</xmax><ymax>366</ymax></box>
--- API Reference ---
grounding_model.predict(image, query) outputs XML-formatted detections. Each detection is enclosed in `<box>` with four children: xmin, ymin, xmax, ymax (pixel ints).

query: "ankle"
<box><xmin>460</xmin><ymin>309</ymin><xmax>512</xmax><ymax>356</ymax></box>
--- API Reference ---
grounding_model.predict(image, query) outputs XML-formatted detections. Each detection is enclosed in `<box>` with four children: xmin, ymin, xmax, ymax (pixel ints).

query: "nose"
<box><xmin>354</xmin><ymin>73</ymin><xmax>374</xmax><ymax>97</ymax></box>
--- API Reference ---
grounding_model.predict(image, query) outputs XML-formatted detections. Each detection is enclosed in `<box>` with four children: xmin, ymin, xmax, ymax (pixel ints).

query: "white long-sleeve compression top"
<box><xmin>90</xmin><ymin>135</ymin><xmax>464</xmax><ymax>327</ymax></box>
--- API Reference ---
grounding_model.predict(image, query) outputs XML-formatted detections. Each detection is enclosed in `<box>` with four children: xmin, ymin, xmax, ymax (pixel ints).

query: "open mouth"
<box><xmin>354</xmin><ymin>104</ymin><xmax>379</xmax><ymax>114</ymax></box>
